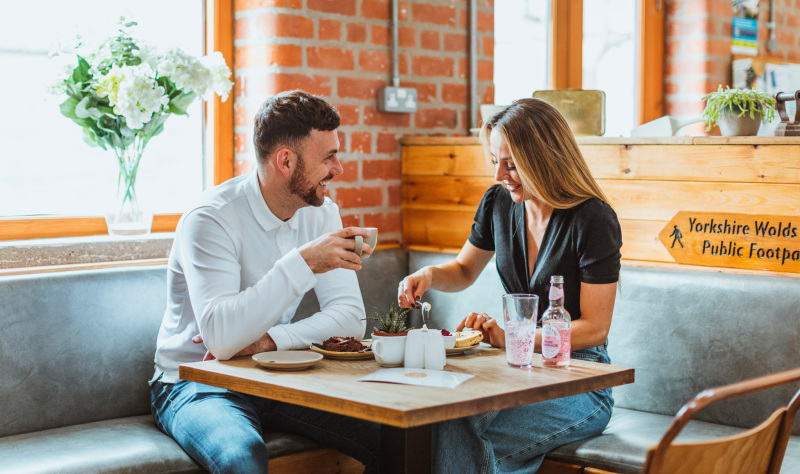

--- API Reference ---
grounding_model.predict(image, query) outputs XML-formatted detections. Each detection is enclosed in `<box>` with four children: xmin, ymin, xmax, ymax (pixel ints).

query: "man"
<box><xmin>150</xmin><ymin>90</ymin><xmax>380</xmax><ymax>473</ymax></box>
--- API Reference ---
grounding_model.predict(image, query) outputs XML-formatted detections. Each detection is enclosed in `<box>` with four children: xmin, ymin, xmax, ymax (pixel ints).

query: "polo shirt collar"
<box><xmin>245</xmin><ymin>171</ymin><xmax>301</xmax><ymax>232</ymax></box>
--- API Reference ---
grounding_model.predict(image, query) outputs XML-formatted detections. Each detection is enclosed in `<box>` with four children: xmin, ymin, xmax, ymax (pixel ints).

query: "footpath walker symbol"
<box><xmin>669</xmin><ymin>225</ymin><xmax>683</xmax><ymax>248</ymax></box>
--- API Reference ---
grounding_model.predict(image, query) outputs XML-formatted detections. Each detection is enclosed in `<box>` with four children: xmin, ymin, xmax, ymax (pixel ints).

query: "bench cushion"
<box><xmin>547</xmin><ymin>407</ymin><xmax>800</xmax><ymax>474</ymax></box>
<box><xmin>0</xmin><ymin>415</ymin><xmax>330</xmax><ymax>474</ymax></box>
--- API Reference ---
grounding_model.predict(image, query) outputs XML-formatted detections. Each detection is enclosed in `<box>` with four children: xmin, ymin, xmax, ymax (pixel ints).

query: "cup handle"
<box><xmin>353</xmin><ymin>235</ymin><xmax>363</xmax><ymax>257</ymax></box>
<box><xmin>372</xmin><ymin>339</ymin><xmax>382</xmax><ymax>357</ymax></box>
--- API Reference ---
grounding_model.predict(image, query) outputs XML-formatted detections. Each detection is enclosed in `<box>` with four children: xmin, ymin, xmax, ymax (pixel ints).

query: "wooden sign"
<box><xmin>659</xmin><ymin>212</ymin><xmax>800</xmax><ymax>273</ymax></box>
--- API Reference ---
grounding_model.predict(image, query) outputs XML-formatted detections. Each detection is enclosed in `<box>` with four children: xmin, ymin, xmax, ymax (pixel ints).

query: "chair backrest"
<box><xmin>641</xmin><ymin>368</ymin><xmax>800</xmax><ymax>474</ymax></box>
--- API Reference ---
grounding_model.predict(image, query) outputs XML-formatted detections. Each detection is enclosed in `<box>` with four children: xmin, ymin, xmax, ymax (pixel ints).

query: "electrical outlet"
<box><xmin>378</xmin><ymin>86</ymin><xmax>418</xmax><ymax>113</ymax></box>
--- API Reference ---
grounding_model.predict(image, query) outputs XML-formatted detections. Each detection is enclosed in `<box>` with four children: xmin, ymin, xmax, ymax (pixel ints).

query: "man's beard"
<box><xmin>289</xmin><ymin>154</ymin><xmax>331</xmax><ymax>207</ymax></box>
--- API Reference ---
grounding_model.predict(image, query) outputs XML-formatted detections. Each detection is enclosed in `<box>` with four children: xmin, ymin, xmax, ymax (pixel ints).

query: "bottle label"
<box><xmin>549</xmin><ymin>286</ymin><xmax>564</xmax><ymax>301</ymax></box>
<box><xmin>542</xmin><ymin>325</ymin><xmax>561</xmax><ymax>358</ymax></box>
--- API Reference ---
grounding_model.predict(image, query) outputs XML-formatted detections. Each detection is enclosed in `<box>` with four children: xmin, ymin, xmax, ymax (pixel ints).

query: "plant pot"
<box><xmin>718</xmin><ymin>109</ymin><xmax>762</xmax><ymax>136</ymax></box>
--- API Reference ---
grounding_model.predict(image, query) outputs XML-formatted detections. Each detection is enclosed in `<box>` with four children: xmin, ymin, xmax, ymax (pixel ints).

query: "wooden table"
<box><xmin>180</xmin><ymin>346</ymin><xmax>634</xmax><ymax>473</ymax></box>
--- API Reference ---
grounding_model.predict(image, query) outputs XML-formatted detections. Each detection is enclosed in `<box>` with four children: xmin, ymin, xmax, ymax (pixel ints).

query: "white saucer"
<box><xmin>252</xmin><ymin>351</ymin><xmax>323</xmax><ymax>370</ymax></box>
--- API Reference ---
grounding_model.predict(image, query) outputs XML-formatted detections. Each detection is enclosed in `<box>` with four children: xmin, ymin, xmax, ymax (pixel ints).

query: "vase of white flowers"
<box><xmin>51</xmin><ymin>19</ymin><xmax>233</xmax><ymax>235</ymax></box>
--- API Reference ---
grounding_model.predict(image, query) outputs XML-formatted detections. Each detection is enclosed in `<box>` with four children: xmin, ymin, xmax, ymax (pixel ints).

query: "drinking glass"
<box><xmin>503</xmin><ymin>294</ymin><xmax>539</xmax><ymax>368</ymax></box>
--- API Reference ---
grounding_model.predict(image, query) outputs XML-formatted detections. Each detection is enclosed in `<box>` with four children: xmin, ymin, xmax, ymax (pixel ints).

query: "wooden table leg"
<box><xmin>380</xmin><ymin>424</ymin><xmax>432</xmax><ymax>474</ymax></box>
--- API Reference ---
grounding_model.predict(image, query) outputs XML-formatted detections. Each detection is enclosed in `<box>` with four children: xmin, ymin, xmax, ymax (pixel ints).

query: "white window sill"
<box><xmin>0</xmin><ymin>233</ymin><xmax>173</xmax><ymax>272</ymax></box>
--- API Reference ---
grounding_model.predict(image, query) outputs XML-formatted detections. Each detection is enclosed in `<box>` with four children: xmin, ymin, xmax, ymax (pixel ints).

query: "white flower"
<box><xmin>95</xmin><ymin>64</ymin><xmax>168</xmax><ymax>129</ymax></box>
<box><xmin>202</xmin><ymin>51</ymin><xmax>234</xmax><ymax>102</ymax></box>
<box><xmin>47</xmin><ymin>53</ymin><xmax>78</xmax><ymax>94</ymax></box>
<box><xmin>155</xmin><ymin>48</ymin><xmax>232</xmax><ymax>101</ymax></box>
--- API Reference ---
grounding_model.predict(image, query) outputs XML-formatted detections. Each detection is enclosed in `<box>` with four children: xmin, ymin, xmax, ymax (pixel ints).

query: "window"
<box><xmin>0</xmin><ymin>0</ymin><xmax>233</xmax><ymax>240</ymax></box>
<box><xmin>494</xmin><ymin>0</ymin><xmax>664</xmax><ymax>135</ymax></box>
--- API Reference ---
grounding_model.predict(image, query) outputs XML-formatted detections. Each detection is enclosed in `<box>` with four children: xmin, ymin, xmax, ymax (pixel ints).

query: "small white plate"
<box><xmin>446</xmin><ymin>344</ymin><xmax>480</xmax><ymax>356</ymax></box>
<box><xmin>252</xmin><ymin>351</ymin><xmax>323</xmax><ymax>371</ymax></box>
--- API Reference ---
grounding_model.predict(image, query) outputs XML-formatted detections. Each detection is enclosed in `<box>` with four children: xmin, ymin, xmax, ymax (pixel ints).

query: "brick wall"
<box><xmin>232</xmin><ymin>0</ymin><xmax>495</xmax><ymax>244</ymax></box>
<box><xmin>664</xmin><ymin>0</ymin><xmax>800</xmax><ymax>134</ymax></box>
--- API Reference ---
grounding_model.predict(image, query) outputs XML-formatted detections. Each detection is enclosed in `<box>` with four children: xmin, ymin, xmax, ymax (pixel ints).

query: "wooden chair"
<box><xmin>642</xmin><ymin>368</ymin><xmax>800</xmax><ymax>474</ymax></box>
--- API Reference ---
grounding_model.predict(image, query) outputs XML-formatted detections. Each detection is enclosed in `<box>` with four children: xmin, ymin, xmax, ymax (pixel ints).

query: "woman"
<box><xmin>397</xmin><ymin>98</ymin><xmax>622</xmax><ymax>473</ymax></box>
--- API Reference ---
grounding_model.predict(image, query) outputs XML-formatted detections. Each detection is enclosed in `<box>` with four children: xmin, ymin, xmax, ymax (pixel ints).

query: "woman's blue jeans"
<box><xmin>150</xmin><ymin>378</ymin><xmax>380</xmax><ymax>474</ymax></box>
<box><xmin>432</xmin><ymin>344</ymin><xmax>614</xmax><ymax>473</ymax></box>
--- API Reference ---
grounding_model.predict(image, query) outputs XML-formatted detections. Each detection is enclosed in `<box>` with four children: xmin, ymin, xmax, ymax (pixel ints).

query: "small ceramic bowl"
<box><xmin>442</xmin><ymin>334</ymin><xmax>456</xmax><ymax>349</ymax></box>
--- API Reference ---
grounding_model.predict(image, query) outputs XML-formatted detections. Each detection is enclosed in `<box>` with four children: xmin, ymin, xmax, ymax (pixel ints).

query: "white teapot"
<box><xmin>404</xmin><ymin>325</ymin><xmax>446</xmax><ymax>370</ymax></box>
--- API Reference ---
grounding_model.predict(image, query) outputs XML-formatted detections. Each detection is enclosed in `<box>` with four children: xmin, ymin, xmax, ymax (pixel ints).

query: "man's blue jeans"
<box><xmin>151</xmin><ymin>378</ymin><xmax>380</xmax><ymax>474</ymax></box>
<box><xmin>432</xmin><ymin>344</ymin><xmax>614</xmax><ymax>473</ymax></box>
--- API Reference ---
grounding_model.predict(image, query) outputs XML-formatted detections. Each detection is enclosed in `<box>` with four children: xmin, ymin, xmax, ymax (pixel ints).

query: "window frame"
<box><xmin>0</xmin><ymin>0</ymin><xmax>234</xmax><ymax>241</ymax></box>
<box><xmin>550</xmin><ymin>0</ymin><xmax>664</xmax><ymax>124</ymax></box>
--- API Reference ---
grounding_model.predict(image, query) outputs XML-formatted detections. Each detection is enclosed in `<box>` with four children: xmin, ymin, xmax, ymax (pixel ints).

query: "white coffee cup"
<box><xmin>372</xmin><ymin>333</ymin><xmax>406</xmax><ymax>367</ymax></box>
<box><xmin>351</xmin><ymin>227</ymin><xmax>378</xmax><ymax>259</ymax></box>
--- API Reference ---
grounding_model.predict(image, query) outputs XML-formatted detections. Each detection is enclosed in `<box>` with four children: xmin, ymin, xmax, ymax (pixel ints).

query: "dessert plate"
<box><xmin>310</xmin><ymin>341</ymin><xmax>374</xmax><ymax>360</ymax></box>
<box><xmin>252</xmin><ymin>351</ymin><xmax>323</xmax><ymax>370</ymax></box>
<box><xmin>446</xmin><ymin>344</ymin><xmax>480</xmax><ymax>356</ymax></box>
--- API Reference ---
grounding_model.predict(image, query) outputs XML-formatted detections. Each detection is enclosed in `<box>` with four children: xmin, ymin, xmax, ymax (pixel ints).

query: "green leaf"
<box><xmin>59</xmin><ymin>97</ymin><xmax>80</xmax><ymax>120</ymax></box>
<box><xmin>74</xmin><ymin>96</ymin><xmax>93</xmax><ymax>119</ymax></box>
<box><xmin>72</xmin><ymin>56</ymin><xmax>91</xmax><ymax>84</ymax></box>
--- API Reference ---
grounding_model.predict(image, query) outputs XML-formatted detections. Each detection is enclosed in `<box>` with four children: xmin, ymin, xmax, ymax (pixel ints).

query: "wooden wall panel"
<box><xmin>401</xmin><ymin>138</ymin><xmax>800</xmax><ymax>275</ymax></box>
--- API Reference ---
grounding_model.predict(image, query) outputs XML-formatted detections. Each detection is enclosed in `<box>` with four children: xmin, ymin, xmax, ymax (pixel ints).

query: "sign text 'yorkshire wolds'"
<box><xmin>658</xmin><ymin>212</ymin><xmax>800</xmax><ymax>273</ymax></box>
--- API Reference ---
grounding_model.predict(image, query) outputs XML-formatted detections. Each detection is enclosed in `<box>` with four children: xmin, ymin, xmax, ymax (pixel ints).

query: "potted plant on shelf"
<box><xmin>702</xmin><ymin>85</ymin><xmax>776</xmax><ymax>136</ymax></box>
<box><xmin>369</xmin><ymin>304</ymin><xmax>410</xmax><ymax>336</ymax></box>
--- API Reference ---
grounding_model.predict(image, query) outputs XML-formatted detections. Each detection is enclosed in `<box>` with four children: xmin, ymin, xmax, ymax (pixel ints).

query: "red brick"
<box><xmin>371</xmin><ymin>25</ymin><xmax>390</xmax><ymax>46</ymax></box>
<box><xmin>376</xmin><ymin>133</ymin><xmax>399</xmax><ymax>154</ymax></box>
<box><xmin>359</xmin><ymin>50</ymin><xmax>391</xmax><ymax>73</ymax></box>
<box><xmin>415</xmin><ymin>108</ymin><xmax>458</xmax><ymax>129</ymax></box>
<box><xmin>349</xmin><ymin>132</ymin><xmax>372</xmax><ymax>153</ymax></box>
<box><xmin>443</xmin><ymin>32</ymin><xmax>466</xmax><ymax>53</ymax></box>
<box><xmin>347</xmin><ymin>23</ymin><xmax>367</xmax><ymax>43</ymax></box>
<box><xmin>777</xmin><ymin>29</ymin><xmax>796</xmax><ymax>46</ymax></box>
<box><xmin>364</xmin><ymin>211</ymin><xmax>401</xmax><ymax>233</ymax></box>
<box><xmin>235</xmin><ymin>44</ymin><xmax>302</xmax><ymax>68</ymax></box>
<box><xmin>234</xmin><ymin>0</ymin><xmax>302</xmax><ymax>9</ymax></box>
<box><xmin>397</xmin><ymin>1</ymin><xmax>411</xmax><ymax>21</ymax></box>
<box><xmin>362</xmin><ymin>0</ymin><xmax>390</xmax><ymax>20</ymax></box>
<box><xmin>256</xmin><ymin>73</ymin><xmax>333</xmax><ymax>96</ymax></box>
<box><xmin>477</xmin><ymin>11</ymin><xmax>493</xmax><ymax>32</ymax></box>
<box><xmin>307</xmin><ymin>0</ymin><xmax>356</xmax><ymax>15</ymax></box>
<box><xmin>234</xmin><ymin>158</ymin><xmax>255</xmax><ymax>177</ymax></box>
<box><xmin>340</xmin><ymin>213</ymin><xmax>361</xmax><ymax>228</ymax></box>
<box><xmin>336</xmin><ymin>104</ymin><xmax>361</xmax><ymax>126</ymax></box>
<box><xmin>667</xmin><ymin>59</ymin><xmax>715</xmax><ymax>76</ymax></box>
<box><xmin>235</xmin><ymin>75</ymin><xmax>247</xmax><ymax>98</ymax></box>
<box><xmin>256</xmin><ymin>14</ymin><xmax>314</xmax><ymax>39</ymax></box>
<box><xmin>398</xmin><ymin>81</ymin><xmax>437</xmax><ymax>103</ymax></box>
<box><xmin>667</xmin><ymin>101</ymin><xmax>706</xmax><ymax>116</ymax></box>
<box><xmin>482</xmin><ymin>36</ymin><xmax>493</xmax><ymax>57</ymax></box>
<box><xmin>307</xmin><ymin>47</ymin><xmax>355</xmax><ymax>70</ymax></box>
<box><xmin>665</xmin><ymin>80</ymin><xmax>679</xmax><ymax>95</ymax></box>
<box><xmin>387</xmin><ymin>185</ymin><xmax>401</xmax><ymax>207</ymax></box>
<box><xmin>412</xmin><ymin>56</ymin><xmax>454</xmax><ymax>77</ymax></box>
<box><xmin>337</xmin><ymin>161</ymin><xmax>359</xmax><ymax>183</ymax></box>
<box><xmin>363</xmin><ymin>159</ymin><xmax>400</xmax><ymax>180</ymax></box>
<box><xmin>234</xmin><ymin>133</ymin><xmax>248</xmax><ymax>153</ymax></box>
<box><xmin>421</xmin><ymin>30</ymin><xmax>440</xmax><ymax>50</ymax></box>
<box><xmin>399</xmin><ymin>54</ymin><xmax>409</xmax><ymax>75</ymax></box>
<box><xmin>478</xmin><ymin>59</ymin><xmax>493</xmax><ymax>81</ymax></box>
<box><xmin>481</xmin><ymin>85</ymin><xmax>494</xmax><ymax>106</ymax></box>
<box><xmin>413</xmin><ymin>3</ymin><xmax>456</xmax><ymax>26</ymax></box>
<box><xmin>235</xmin><ymin>17</ymin><xmax>251</xmax><ymax>40</ymax></box>
<box><xmin>666</xmin><ymin>40</ymin><xmax>682</xmax><ymax>58</ymax></box>
<box><xmin>442</xmin><ymin>83</ymin><xmax>468</xmax><ymax>104</ymax></box>
<box><xmin>458</xmin><ymin>7</ymin><xmax>467</xmax><ymax>29</ymax></box>
<box><xmin>363</xmin><ymin>106</ymin><xmax>412</xmax><ymax>127</ymax></box>
<box><xmin>338</xmin><ymin>131</ymin><xmax>346</xmax><ymax>152</ymax></box>
<box><xmin>399</xmin><ymin>27</ymin><xmax>416</xmax><ymax>47</ymax></box>
<box><xmin>319</xmin><ymin>19</ymin><xmax>342</xmax><ymax>41</ymax></box>
<box><xmin>335</xmin><ymin>187</ymin><xmax>384</xmax><ymax>209</ymax></box>
<box><xmin>458</xmin><ymin>58</ymin><xmax>468</xmax><ymax>79</ymax></box>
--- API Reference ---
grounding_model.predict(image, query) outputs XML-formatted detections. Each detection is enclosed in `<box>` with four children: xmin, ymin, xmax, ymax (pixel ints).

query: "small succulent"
<box><xmin>702</xmin><ymin>85</ymin><xmax>776</xmax><ymax>131</ymax></box>
<box><xmin>369</xmin><ymin>304</ymin><xmax>410</xmax><ymax>334</ymax></box>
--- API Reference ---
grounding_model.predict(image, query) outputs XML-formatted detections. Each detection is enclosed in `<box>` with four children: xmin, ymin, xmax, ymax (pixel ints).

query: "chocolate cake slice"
<box><xmin>322</xmin><ymin>336</ymin><xmax>368</xmax><ymax>352</ymax></box>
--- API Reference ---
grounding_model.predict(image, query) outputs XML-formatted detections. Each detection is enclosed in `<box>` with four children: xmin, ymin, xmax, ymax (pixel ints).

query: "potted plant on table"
<box><xmin>702</xmin><ymin>85</ymin><xmax>776</xmax><ymax>136</ymax></box>
<box><xmin>369</xmin><ymin>304</ymin><xmax>410</xmax><ymax>337</ymax></box>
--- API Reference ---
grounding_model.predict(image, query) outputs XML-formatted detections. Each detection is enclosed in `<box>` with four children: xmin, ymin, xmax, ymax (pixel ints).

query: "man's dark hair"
<box><xmin>253</xmin><ymin>90</ymin><xmax>340</xmax><ymax>165</ymax></box>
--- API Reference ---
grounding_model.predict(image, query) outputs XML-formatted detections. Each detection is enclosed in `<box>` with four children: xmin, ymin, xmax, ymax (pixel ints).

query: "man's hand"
<box><xmin>192</xmin><ymin>333</ymin><xmax>277</xmax><ymax>360</ymax></box>
<box><xmin>456</xmin><ymin>312</ymin><xmax>505</xmax><ymax>348</ymax></box>
<box><xmin>298</xmin><ymin>227</ymin><xmax>373</xmax><ymax>273</ymax></box>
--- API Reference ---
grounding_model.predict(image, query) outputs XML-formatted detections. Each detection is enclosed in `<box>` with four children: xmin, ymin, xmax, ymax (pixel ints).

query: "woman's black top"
<box><xmin>468</xmin><ymin>184</ymin><xmax>622</xmax><ymax>321</ymax></box>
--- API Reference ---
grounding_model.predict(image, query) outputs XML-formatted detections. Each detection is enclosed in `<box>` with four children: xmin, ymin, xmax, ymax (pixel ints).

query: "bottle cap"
<box><xmin>550</xmin><ymin>275</ymin><xmax>563</xmax><ymax>284</ymax></box>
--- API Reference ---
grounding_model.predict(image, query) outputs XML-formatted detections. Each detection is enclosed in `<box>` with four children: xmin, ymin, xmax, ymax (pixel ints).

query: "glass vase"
<box><xmin>105</xmin><ymin>144</ymin><xmax>153</xmax><ymax>236</ymax></box>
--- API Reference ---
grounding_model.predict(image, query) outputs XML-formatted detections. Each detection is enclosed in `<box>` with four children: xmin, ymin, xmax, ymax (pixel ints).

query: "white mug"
<box><xmin>351</xmin><ymin>227</ymin><xmax>378</xmax><ymax>259</ymax></box>
<box><xmin>372</xmin><ymin>333</ymin><xmax>406</xmax><ymax>367</ymax></box>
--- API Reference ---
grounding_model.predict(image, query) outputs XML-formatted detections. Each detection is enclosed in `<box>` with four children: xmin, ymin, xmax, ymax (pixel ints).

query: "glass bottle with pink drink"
<box><xmin>541</xmin><ymin>275</ymin><xmax>571</xmax><ymax>368</ymax></box>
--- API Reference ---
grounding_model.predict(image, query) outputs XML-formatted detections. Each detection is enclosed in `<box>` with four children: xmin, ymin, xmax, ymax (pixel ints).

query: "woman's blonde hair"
<box><xmin>479</xmin><ymin>98</ymin><xmax>608</xmax><ymax>209</ymax></box>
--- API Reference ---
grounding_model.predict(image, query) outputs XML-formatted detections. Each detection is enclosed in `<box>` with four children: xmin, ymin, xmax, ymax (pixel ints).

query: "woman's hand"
<box><xmin>457</xmin><ymin>312</ymin><xmax>505</xmax><ymax>348</ymax></box>
<box><xmin>397</xmin><ymin>268</ymin><xmax>433</xmax><ymax>308</ymax></box>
